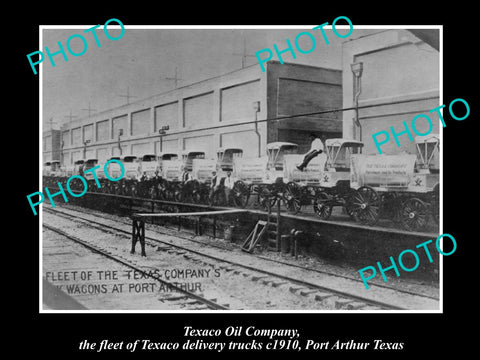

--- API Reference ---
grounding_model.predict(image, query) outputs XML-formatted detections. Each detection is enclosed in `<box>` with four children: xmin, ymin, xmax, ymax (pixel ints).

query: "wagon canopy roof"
<box><xmin>266</xmin><ymin>142</ymin><xmax>298</xmax><ymax>150</ymax></box>
<box><xmin>325</xmin><ymin>138</ymin><xmax>364</xmax><ymax>147</ymax></box>
<box><xmin>217</xmin><ymin>147</ymin><xmax>244</xmax><ymax>152</ymax></box>
<box><xmin>120</xmin><ymin>155</ymin><xmax>138</xmax><ymax>163</ymax></box>
<box><xmin>415</xmin><ymin>134</ymin><xmax>440</xmax><ymax>143</ymax></box>
<box><xmin>181</xmin><ymin>150</ymin><xmax>206</xmax><ymax>155</ymax></box>
<box><xmin>139</xmin><ymin>154</ymin><xmax>157</xmax><ymax>159</ymax></box>
<box><xmin>158</xmin><ymin>152</ymin><xmax>178</xmax><ymax>157</ymax></box>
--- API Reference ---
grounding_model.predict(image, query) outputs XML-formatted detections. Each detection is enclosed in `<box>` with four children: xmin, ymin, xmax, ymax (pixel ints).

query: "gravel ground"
<box><xmin>43</xmin><ymin>228</ymin><xmax>187</xmax><ymax>310</ymax></box>
<box><xmin>44</xmin><ymin>210</ymin><xmax>340</xmax><ymax>310</ymax></box>
<box><xmin>42</xmin><ymin>204</ymin><xmax>440</xmax><ymax>310</ymax></box>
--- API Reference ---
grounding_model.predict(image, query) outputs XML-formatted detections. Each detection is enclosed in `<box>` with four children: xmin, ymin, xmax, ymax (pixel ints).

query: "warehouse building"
<box><xmin>51</xmin><ymin>61</ymin><xmax>342</xmax><ymax>166</ymax></box>
<box><xmin>42</xmin><ymin>129</ymin><xmax>61</xmax><ymax>163</ymax></box>
<box><xmin>341</xmin><ymin>29</ymin><xmax>440</xmax><ymax>155</ymax></box>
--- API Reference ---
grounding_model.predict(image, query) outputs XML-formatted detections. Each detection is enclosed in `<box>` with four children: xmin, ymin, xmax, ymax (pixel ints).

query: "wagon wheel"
<box><xmin>87</xmin><ymin>180</ymin><xmax>95</xmax><ymax>193</ymax></box>
<box><xmin>347</xmin><ymin>186</ymin><xmax>380</xmax><ymax>226</ymax></box>
<box><xmin>209</xmin><ymin>187</ymin><xmax>226</xmax><ymax>207</ymax></box>
<box><xmin>131</xmin><ymin>183</ymin><xmax>138</xmax><ymax>198</ymax></box>
<box><xmin>174</xmin><ymin>183</ymin><xmax>184</xmax><ymax>202</ymax></box>
<box><xmin>157</xmin><ymin>182</ymin><xmax>167</xmax><ymax>200</ymax></box>
<box><xmin>401</xmin><ymin>197</ymin><xmax>428</xmax><ymax>231</ymax></box>
<box><xmin>191</xmin><ymin>181</ymin><xmax>203</xmax><ymax>204</ymax></box>
<box><xmin>148</xmin><ymin>184</ymin><xmax>158</xmax><ymax>200</ymax></box>
<box><xmin>181</xmin><ymin>181</ymin><xmax>194</xmax><ymax>203</ymax></box>
<box><xmin>87</xmin><ymin>180</ymin><xmax>97</xmax><ymax>192</ymax></box>
<box><xmin>68</xmin><ymin>177</ymin><xmax>81</xmax><ymax>193</ymax></box>
<box><xmin>313</xmin><ymin>191</ymin><xmax>333</xmax><ymax>220</ymax></box>
<box><xmin>97</xmin><ymin>180</ymin><xmax>105</xmax><ymax>193</ymax></box>
<box><xmin>343</xmin><ymin>191</ymin><xmax>357</xmax><ymax>219</ymax></box>
<box><xmin>139</xmin><ymin>183</ymin><xmax>148</xmax><ymax>198</ymax></box>
<box><xmin>121</xmin><ymin>182</ymin><xmax>129</xmax><ymax>196</ymax></box>
<box><xmin>127</xmin><ymin>183</ymin><xmax>134</xmax><ymax>197</ymax></box>
<box><xmin>382</xmin><ymin>192</ymin><xmax>403</xmax><ymax>224</ymax></box>
<box><xmin>164</xmin><ymin>183</ymin><xmax>177</xmax><ymax>201</ymax></box>
<box><xmin>149</xmin><ymin>185</ymin><xmax>157</xmax><ymax>199</ymax></box>
<box><xmin>430</xmin><ymin>184</ymin><xmax>440</xmax><ymax>225</ymax></box>
<box><xmin>232</xmin><ymin>181</ymin><xmax>250</xmax><ymax>208</ymax></box>
<box><xmin>208</xmin><ymin>191</ymin><xmax>216</xmax><ymax>207</ymax></box>
<box><xmin>284</xmin><ymin>182</ymin><xmax>302</xmax><ymax>214</ymax></box>
<box><xmin>195</xmin><ymin>187</ymin><xmax>207</xmax><ymax>204</ymax></box>
<box><xmin>258</xmin><ymin>187</ymin><xmax>277</xmax><ymax>212</ymax></box>
<box><xmin>117</xmin><ymin>182</ymin><xmax>124</xmax><ymax>195</ymax></box>
<box><xmin>100</xmin><ymin>181</ymin><xmax>108</xmax><ymax>193</ymax></box>
<box><xmin>113</xmin><ymin>182</ymin><xmax>122</xmax><ymax>195</ymax></box>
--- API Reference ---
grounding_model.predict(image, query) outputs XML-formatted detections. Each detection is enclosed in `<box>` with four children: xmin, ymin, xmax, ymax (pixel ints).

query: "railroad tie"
<box><xmin>299</xmin><ymin>289</ymin><xmax>320</xmax><ymax>296</ymax></box>
<box><xmin>334</xmin><ymin>298</ymin><xmax>355</xmax><ymax>309</ymax></box>
<box><xmin>270</xmin><ymin>281</ymin><xmax>288</xmax><ymax>288</ymax></box>
<box><xmin>289</xmin><ymin>286</ymin><xmax>308</xmax><ymax>294</ymax></box>
<box><xmin>345</xmin><ymin>302</ymin><xmax>368</xmax><ymax>310</ymax></box>
<box><xmin>314</xmin><ymin>292</ymin><xmax>334</xmax><ymax>301</ymax></box>
<box><xmin>250</xmin><ymin>275</ymin><xmax>269</xmax><ymax>281</ymax></box>
<box><xmin>163</xmin><ymin>295</ymin><xmax>189</xmax><ymax>301</ymax></box>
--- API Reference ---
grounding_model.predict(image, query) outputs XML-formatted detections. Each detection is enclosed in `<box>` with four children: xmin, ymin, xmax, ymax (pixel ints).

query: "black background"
<box><xmin>15</xmin><ymin>4</ymin><xmax>476</xmax><ymax>358</ymax></box>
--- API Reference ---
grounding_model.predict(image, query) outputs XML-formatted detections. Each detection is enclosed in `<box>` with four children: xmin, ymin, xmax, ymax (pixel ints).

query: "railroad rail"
<box><xmin>43</xmin><ymin>222</ymin><xmax>229</xmax><ymax>310</ymax></box>
<box><xmin>44</xmin><ymin>205</ymin><xmax>440</xmax><ymax>310</ymax></box>
<box><xmin>53</xmin><ymin>189</ymin><xmax>439</xmax><ymax>238</ymax></box>
<box><xmin>50</xmin><ymin>203</ymin><xmax>439</xmax><ymax>300</ymax></box>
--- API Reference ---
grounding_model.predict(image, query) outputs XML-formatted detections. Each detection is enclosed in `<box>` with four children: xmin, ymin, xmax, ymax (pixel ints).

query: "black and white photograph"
<box><xmin>39</xmin><ymin>24</ymin><xmax>442</xmax><ymax>312</ymax></box>
<box><xmin>16</xmin><ymin>8</ymin><xmax>476</xmax><ymax>356</ymax></box>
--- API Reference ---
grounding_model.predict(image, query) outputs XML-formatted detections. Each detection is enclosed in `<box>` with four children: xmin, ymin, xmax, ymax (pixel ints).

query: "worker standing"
<box><xmin>297</xmin><ymin>133</ymin><xmax>324</xmax><ymax>171</ymax></box>
<box><xmin>223</xmin><ymin>171</ymin><xmax>235</xmax><ymax>205</ymax></box>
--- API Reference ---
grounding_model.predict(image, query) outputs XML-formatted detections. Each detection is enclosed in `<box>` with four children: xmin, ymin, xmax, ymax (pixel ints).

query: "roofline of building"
<box><xmin>265</xmin><ymin>59</ymin><xmax>342</xmax><ymax>73</ymax></box>
<box><xmin>58</xmin><ymin>60</ymin><xmax>342</xmax><ymax>129</ymax></box>
<box><xmin>60</xmin><ymin>62</ymin><xmax>263</xmax><ymax>127</ymax></box>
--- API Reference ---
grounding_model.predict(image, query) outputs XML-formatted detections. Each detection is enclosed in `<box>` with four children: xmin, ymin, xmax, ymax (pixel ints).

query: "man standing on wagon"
<box><xmin>181</xmin><ymin>165</ymin><xmax>192</xmax><ymax>183</ymax></box>
<box><xmin>209</xmin><ymin>170</ymin><xmax>221</xmax><ymax>203</ymax></box>
<box><xmin>296</xmin><ymin>133</ymin><xmax>324</xmax><ymax>171</ymax></box>
<box><xmin>224</xmin><ymin>171</ymin><xmax>235</xmax><ymax>205</ymax></box>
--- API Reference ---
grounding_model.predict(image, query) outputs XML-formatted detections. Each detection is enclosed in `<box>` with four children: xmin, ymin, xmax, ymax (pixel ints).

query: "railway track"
<box><xmin>43</xmin><ymin>205</ymin><xmax>440</xmax><ymax>310</ymax></box>
<box><xmin>45</xmin><ymin>188</ymin><xmax>440</xmax><ymax>235</ymax></box>
<box><xmin>43</xmin><ymin>223</ymin><xmax>229</xmax><ymax>310</ymax></box>
<box><xmin>49</xmin><ymin>203</ymin><xmax>439</xmax><ymax>300</ymax></box>
<box><xmin>47</xmin><ymin>191</ymin><xmax>439</xmax><ymax>298</ymax></box>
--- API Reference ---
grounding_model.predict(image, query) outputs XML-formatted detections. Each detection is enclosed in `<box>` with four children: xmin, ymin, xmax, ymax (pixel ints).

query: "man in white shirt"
<box><xmin>297</xmin><ymin>133</ymin><xmax>324</xmax><ymax>171</ymax></box>
<box><xmin>209</xmin><ymin>170</ymin><xmax>220</xmax><ymax>203</ymax></box>
<box><xmin>181</xmin><ymin>165</ymin><xmax>192</xmax><ymax>183</ymax></box>
<box><xmin>223</xmin><ymin>171</ymin><xmax>235</xmax><ymax>204</ymax></box>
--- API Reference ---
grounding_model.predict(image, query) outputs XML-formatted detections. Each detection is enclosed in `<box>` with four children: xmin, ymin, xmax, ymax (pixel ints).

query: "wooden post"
<box><xmin>131</xmin><ymin>217</ymin><xmax>146</xmax><ymax>256</ymax></box>
<box><xmin>294</xmin><ymin>238</ymin><xmax>298</xmax><ymax>260</ymax></box>
<box><xmin>213</xmin><ymin>216</ymin><xmax>217</xmax><ymax>239</ymax></box>
<box><xmin>195</xmin><ymin>217</ymin><xmax>200</xmax><ymax>235</ymax></box>
<box><xmin>131</xmin><ymin>218</ymin><xmax>137</xmax><ymax>252</ymax></box>
<box><xmin>276</xmin><ymin>197</ymin><xmax>281</xmax><ymax>252</ymax></box>
<box><xmin>140</xmin><ymin>220</ymin><xmax>146</xmax><ymax>256</ymax></box>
